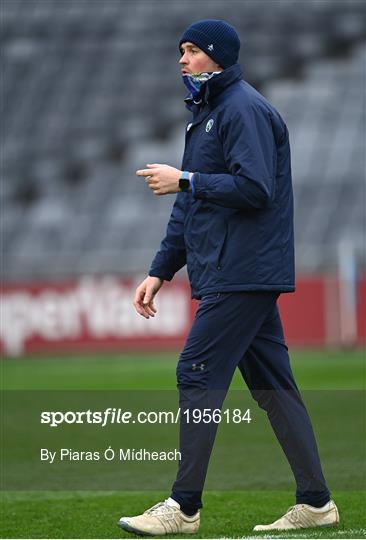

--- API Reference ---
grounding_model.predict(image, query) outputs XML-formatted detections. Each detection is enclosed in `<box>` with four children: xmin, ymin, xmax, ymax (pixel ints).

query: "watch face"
<box><xmin>179</xmin><ymin>178</ymin><xmax>190</xmax><ymax>191</ymax></box>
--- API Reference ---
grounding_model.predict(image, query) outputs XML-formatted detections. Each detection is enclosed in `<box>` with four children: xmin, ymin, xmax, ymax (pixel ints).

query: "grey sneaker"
<box><xmin>253</xmin><ymin>499</ymin><xmax>339</xmax><ymax>531</ymax></box>
<box><xmin>117</xmin><ymin>497</ymin><xmax>200</xmax><ymax>536</ymax></box>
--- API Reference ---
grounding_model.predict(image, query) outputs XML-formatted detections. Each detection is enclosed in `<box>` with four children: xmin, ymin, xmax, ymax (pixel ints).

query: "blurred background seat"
<box><xmin>1</xmin><ymin>0</ymin><xmax>365</xmax><ymax>279</ymax></box>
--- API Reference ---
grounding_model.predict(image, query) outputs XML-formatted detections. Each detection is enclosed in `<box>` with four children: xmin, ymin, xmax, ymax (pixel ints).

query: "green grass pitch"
<box><xmin>1</xmin><ymin>349</ymin><xmax>365</xmax><ymax>539</ymax></box>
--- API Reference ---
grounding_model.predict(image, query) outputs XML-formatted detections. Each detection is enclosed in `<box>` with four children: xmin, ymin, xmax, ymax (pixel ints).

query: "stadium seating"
<box><xmin>1</xmin><ymin>0</ymin><xmax>365</xmax><ymax>278</ymax></box>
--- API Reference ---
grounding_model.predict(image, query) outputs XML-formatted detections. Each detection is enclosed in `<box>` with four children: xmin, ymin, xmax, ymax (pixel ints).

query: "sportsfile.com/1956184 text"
<box><xmin>40</xmin><ymin>408</ymin><xmax>252</xmax><ymax>427</ymax></box>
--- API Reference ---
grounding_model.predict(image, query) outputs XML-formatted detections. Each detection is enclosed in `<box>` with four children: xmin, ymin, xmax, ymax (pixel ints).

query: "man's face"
<box><xmin>179</xmin><ymin>42</ymin><xmax>223</xmax><ymax>75</ymax></box>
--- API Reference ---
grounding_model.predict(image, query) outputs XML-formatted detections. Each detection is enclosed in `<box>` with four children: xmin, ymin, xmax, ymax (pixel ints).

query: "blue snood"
<box><xmin>182</xmin><ymin>71</ymin><xmax>221</xmax><ymax>99</ymax></box>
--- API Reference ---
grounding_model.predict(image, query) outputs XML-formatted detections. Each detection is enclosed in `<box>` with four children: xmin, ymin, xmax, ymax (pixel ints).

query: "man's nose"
<box><xmin>179</xmin><ymin>52</ymin><xmax>188</xmax><ymax>65</ymax></box>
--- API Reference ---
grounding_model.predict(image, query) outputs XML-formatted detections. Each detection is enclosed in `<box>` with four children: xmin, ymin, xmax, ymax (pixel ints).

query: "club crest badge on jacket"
<box><xmin>206</xmin><ymin>119</ymin><xmax>214</xmax><ymax>132</ymax></box>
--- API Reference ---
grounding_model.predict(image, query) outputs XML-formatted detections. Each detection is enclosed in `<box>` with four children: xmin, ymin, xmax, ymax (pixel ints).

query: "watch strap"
<box><xmin>180</xmin><ymin>171</ymin><xmax>190</xmax><ymax>181</ymax></box>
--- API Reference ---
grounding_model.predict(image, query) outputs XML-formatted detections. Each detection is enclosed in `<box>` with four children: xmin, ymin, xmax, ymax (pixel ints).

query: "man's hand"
<box><xmin>133</xmin><ymin>276</ymin><xmax>163</xmax><ymax>319</ymax></box>
<box><xmin>136</xmin><ymin>164</ymin><xmax>188</xmax><ymax>196</ymax></box>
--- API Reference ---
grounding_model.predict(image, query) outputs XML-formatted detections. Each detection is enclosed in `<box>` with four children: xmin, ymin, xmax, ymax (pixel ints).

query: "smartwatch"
<box><xmin>179</xmin><ymin>171</ymin><xmax>191</xmax><ymax>192</ymax></box>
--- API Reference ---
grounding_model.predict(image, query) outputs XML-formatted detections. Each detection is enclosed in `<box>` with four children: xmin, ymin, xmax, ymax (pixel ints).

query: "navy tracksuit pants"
<box><xmin>171</xmin><ymin>291</ymin><xmax>330</xmax><ymax>512</ymax></box>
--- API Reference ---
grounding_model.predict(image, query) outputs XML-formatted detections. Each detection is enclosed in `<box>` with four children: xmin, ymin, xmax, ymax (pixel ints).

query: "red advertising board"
<box><xmin>0</xmin><ymin>277</ymin><xmax>192</xmax><ymax>357</ymax></box>
<box><xmin>1</xmin><ymin>275</ymin><xmax>365</xmax><ymax>357</ymax></box>
<box><xmin>278</xmin><ymin>277</ymin><xmax>326</xmax><ymax>346</ymax></box>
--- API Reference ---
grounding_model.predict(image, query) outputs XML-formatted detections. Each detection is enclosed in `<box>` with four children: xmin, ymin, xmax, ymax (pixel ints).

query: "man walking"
<box><xmin>118</xmin><ymin>19</ymin><xmax>339</xmax><ymax>536</ymax></box>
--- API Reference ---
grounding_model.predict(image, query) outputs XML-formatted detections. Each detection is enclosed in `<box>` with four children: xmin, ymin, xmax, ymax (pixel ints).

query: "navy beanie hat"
<box><xmin>179</xmin><ymin>19</ymin><xmax>240</xmax><ymax>69</ymax></box>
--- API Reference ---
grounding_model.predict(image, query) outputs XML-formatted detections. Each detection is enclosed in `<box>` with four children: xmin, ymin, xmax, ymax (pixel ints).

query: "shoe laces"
<box><xmin>286</xmin><ymin>504</ymin><xmax>306</xmax><ymax>524</ymax></box>
<box><xmin>144</xmin><ymin>500</ymin><xmax>179</xmax><ymax>521</ymax></box>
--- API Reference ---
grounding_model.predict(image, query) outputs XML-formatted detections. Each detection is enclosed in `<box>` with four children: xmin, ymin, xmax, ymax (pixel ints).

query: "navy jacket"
<box><xmin>149</xmin><ymin>64</ymin><xmax>295</xmax><ymax>299</ymax></box>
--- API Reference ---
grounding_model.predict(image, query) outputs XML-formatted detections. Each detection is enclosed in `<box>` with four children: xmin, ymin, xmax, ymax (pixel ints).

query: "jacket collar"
<box><xmin>184</xmin><ymin>63</ymin><xmax>242</xmax><ymax>109</ymax></box>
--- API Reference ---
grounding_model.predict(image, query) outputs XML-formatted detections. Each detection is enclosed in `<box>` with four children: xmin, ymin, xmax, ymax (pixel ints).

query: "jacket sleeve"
<box><xmin>149</xmin><ymin>192</ymin><xmax>187</xmax><ymax>281</ymax></box>
<box><xmin>192</xmin><ymin>105</ymin><xmax>278</xmax><ymax>210</ymax></box>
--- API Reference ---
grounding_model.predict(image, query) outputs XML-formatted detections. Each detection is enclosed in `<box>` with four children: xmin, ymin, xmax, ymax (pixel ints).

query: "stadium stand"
<box><xmin>1</xmin><ymin>0</ymin><xmax>365</xmax><ymax>279</ymax></box>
